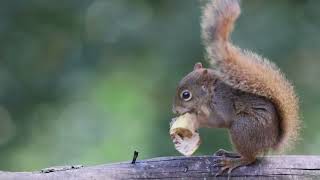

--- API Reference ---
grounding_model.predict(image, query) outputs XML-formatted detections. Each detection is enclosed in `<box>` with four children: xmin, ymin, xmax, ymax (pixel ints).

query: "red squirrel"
<box><xmin>172</xmin><ymin>0</ymin><xmax>300</xmax><ymax>176</ymax></box>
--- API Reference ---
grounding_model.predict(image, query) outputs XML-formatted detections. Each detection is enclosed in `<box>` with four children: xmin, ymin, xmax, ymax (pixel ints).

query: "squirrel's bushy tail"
<box><xmin>201</xmin><ymin>0</ymin><xmax>300</xmax><ymax>151</ymax></box>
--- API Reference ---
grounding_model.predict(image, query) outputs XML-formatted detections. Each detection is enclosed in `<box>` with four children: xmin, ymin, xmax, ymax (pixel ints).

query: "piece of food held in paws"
<box><xmin>169</xmin><ymin>113</ymin><xmax>201</xmax><ymax>156</ymax></box>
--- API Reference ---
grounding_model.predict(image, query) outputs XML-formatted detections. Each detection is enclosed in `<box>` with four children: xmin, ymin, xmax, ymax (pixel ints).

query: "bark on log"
<box><xmin>0</xmin><ymin>155</ymin><xmax>319</xmax><ymax>179</ymax></box>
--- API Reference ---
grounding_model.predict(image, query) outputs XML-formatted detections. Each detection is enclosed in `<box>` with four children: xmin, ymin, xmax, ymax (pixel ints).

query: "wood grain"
<box><xmin>1</xmin><ymin>156</ymin><xmax>319</xmax><ymax>179</ymax></box>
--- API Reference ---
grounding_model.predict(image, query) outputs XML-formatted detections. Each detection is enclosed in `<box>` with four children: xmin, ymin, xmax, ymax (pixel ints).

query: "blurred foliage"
<box><xmin>0</xmin><ymin>0</ymin><xmax>319</xmax><ymax>171</ymax></box>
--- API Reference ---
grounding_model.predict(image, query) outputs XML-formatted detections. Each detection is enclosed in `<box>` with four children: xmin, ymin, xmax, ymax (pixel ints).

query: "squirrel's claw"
<box><xmin>213</xmin><ymin>158</ymin><xmax>234</xmax><ymax>177</ymax></box>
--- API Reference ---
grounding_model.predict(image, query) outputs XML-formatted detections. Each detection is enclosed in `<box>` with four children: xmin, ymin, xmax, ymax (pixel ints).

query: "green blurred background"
<box><xmin>0</xmin><ymin>0</ymin><xmax>319</xmax><ymax>171</ymax></box>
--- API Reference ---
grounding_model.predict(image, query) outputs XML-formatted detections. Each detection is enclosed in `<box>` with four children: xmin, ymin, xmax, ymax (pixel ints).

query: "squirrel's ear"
<box><xmin>194</xmin><ymin>62</ymin><xmax>203</xmax><ymax>70</ymax></box>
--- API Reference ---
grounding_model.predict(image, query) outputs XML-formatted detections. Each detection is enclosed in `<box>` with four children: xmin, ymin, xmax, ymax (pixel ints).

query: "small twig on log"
<box><xmin>131</xmin><ymin>151</ymin><xmax>139</xmax><ymax>164</ymax></box>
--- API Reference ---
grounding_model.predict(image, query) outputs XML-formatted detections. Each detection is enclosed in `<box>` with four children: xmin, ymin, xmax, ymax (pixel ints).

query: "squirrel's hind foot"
<box><xmin>214</xmin><ymin>149</ymin><xmax>241</xmax><ymax>158</ymax></box>
<box><xmin>213</xmin><ymin>157</ymin><xmax>255</xmax><ymax>179</ymax></box>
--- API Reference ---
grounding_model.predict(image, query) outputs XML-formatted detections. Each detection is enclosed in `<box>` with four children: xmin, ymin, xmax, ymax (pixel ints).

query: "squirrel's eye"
<box><xmin>180</xmin><ymin>90</ymin><xmax>192</xmax><ymax>101</ymax></box>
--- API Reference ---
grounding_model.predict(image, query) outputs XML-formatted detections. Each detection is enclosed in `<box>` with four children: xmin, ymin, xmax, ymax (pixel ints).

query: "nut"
<box><xmin>170</xmin><ymin>113</ymin><xmax>201</xmax><ymax>156</ymax></box>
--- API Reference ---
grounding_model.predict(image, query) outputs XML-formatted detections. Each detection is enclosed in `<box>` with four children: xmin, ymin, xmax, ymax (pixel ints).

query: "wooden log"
<box><xmin>0</xmin><ymin>155</ymin><xmax>319</xmax><ymax>179</ymax></box>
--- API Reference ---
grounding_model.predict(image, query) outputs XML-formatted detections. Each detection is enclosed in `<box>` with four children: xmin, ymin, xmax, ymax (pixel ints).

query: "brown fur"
<box><xmin>201</xmin><ymin>0</ymin><xmax>300</xmax><ymax>151</ymax></box>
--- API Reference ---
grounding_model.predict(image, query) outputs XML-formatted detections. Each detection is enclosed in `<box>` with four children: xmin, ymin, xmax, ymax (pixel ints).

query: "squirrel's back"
<box><xmin>201</xmin><ymin>0</ymin><xmax>300</xmax><ymax>151</ymax></box>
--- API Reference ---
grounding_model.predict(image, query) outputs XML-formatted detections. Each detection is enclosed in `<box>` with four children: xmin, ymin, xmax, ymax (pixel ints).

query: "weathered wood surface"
<box><xmin>0</xmin><ymin>155</ymin><xmax>319</xmax><ymax>180</ymax></box>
